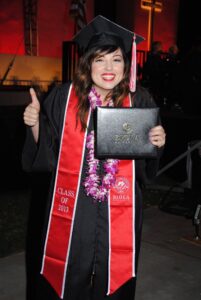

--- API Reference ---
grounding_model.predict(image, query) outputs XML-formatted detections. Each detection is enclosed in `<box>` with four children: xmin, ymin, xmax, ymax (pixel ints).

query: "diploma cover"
<box><xmin>95</xmin><ymin>107</ymin><xmax>159</xmax><ymax>159</ymax></box>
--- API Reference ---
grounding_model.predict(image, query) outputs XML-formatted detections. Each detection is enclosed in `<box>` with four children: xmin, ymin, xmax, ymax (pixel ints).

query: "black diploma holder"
<box><xmin>94</xmin><ymin>107</ymin><xmax>159</xmax><ymax>159</ymax></box>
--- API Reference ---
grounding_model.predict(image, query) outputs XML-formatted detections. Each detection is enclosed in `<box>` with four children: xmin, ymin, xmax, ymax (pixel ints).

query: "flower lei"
<box><xmin>83</xmin><ymin>87</ymin><xmax>119</xmax><ymax>202</ymax></box>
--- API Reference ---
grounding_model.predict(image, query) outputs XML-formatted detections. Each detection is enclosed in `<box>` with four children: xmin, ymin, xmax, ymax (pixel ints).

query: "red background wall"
<box><xmin>0</xmin><ymin>0</ymin><xmax>25</xmax><ymax>55</ymax></box>
<box><xmin>0</xmin><ymin>0</ymin><xmax>180</xmax><ymax>57</ymax></box>
<box><xmin>0</xmin><ymin>0</ymin><xmax>94</xmax><ymax>57</ymax></box>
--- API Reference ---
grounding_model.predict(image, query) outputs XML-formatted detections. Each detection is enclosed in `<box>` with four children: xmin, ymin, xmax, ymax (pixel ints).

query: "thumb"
<box><xmin>30</xmin><ymin>88</ymin><xmax>40</xmax><ymax>111</ymax></box>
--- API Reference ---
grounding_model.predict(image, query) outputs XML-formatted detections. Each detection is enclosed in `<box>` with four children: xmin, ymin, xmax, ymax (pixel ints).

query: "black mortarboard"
<box><xmin>73</xmin><ymin>15</ymin><xmax>144</xmax><ymax>54</ymax></box>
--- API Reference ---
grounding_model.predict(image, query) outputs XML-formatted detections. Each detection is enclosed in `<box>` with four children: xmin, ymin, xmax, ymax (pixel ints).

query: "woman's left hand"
<box><xmin>149</xmin><ymin>125</ymin><xmax>166</xmax><ymax>148</ymax></box>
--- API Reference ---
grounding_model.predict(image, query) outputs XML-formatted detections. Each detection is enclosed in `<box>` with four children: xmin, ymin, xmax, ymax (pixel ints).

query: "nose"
<box><xmin>105</xmin><ymin>59</ymin><xmax>113</xmax><ymax>70</ymax></box>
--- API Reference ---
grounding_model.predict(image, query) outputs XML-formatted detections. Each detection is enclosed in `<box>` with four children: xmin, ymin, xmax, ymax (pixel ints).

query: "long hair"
<box><xmin>73</xmin><ymin>45</ymin><xmax>130</xmax><ymax>130</ymax></box>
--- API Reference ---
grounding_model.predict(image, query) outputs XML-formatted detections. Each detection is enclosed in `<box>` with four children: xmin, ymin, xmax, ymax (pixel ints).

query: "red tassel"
<box><xmin>129</xmin><ymin>34</ymin><xmax>136</xmax><ymax>92</ymax></box>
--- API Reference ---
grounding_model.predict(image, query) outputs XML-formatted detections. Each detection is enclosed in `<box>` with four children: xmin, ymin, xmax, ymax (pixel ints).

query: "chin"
<box><xmin>101</xmin><ymin>82</ymin><xmax>119</xmax><ymax>90</ymax></box>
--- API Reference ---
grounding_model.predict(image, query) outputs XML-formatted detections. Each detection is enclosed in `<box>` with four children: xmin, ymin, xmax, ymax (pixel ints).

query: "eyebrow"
<box><xmin>95</xmin><ymin>51</ymin><xmax>123</xmax><ymax>59</ymax></box>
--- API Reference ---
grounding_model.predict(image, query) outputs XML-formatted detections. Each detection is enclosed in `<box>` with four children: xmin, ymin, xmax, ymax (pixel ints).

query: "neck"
<box><xmin>89</xmin><ymin>87</ymin><xmax>113</xmax><ymax>110</ymax></box>
<box><xmin>92</xmin><ymin>85</ymin><xmax>111</xmax><ymax>103</ymax></box>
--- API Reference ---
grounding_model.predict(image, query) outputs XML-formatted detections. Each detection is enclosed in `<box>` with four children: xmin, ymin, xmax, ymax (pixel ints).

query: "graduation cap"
<box><xmin>73</xmin><ymin>15</ymin><xmax>144</xmax><ymax>92</ymax></box>
<box><xmin>73</xmin><ymin>15</ymin><xmax>144</xmax><ymax>53</ymax></box>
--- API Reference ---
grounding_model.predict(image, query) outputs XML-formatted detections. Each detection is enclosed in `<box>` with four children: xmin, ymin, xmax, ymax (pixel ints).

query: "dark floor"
<box><xmin>0</xmin><ymin>182</ymin><xmax>201</xmax><ymax>300</ymax></box>
<box><xmin>1</xmin><ymin>197</ymin><xmax>201</xmax><ymax>300</ymax></box>
<box><xmin>136</xmin><ymin>207</ymin><xmax>201</xmax><ymax>300</ymax></box>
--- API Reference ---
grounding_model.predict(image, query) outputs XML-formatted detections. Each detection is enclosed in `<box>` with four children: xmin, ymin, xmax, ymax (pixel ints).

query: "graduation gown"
<box><xmin>22</xmin><ymin>83</ymin><xmax>161</xmax><ymax>300</ymax></box>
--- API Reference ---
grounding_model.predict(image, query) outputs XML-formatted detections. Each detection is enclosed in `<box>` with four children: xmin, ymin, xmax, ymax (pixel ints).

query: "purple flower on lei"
<box><xmin>83</xmin><ymin>88</ymin><xmax>119</xmax><ymax>202</ymax></box>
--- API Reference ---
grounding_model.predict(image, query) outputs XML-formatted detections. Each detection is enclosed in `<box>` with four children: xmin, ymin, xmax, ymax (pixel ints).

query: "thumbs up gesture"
<box><xmin>23</xmin><ymin>88</ymin><xmax>40</xmax><ymax>127</ymax></box>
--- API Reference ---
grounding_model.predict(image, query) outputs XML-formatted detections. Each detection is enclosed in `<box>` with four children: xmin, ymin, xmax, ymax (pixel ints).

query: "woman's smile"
<box><xmin>101</xmin><ymin>73</ymin><xmax>116</xmax><ymax>81</ymax></box>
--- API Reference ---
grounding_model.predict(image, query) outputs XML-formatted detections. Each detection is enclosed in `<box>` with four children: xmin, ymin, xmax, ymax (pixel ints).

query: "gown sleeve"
<box><xmin>133</xmin><ymin>84</ymin><xmax>164</xmax><ymax>185</ymax></box>
<box><xmin>22</xmin><ymin>83</ymin><xmax>70</xmax><ymax>173</ymax></box>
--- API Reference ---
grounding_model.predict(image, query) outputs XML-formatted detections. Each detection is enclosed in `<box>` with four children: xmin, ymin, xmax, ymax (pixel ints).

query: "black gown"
<box><xmin>22</xmin><ymin>83</ymin><xmax>161</xmax><ymax>300</ymax></box>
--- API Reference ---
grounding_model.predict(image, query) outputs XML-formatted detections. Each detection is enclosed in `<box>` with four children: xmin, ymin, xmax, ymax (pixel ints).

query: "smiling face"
<box><xmin>91</xmin><ymin>48</ymin><xmax>125</xmax><ymax>99</ymax></box>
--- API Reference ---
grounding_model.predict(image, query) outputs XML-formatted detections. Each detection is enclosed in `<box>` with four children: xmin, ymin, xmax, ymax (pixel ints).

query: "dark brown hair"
<box><xmin>73</xmin><ymin>45</ymin><xmax>130</xmax><ymax>130</ymax></box>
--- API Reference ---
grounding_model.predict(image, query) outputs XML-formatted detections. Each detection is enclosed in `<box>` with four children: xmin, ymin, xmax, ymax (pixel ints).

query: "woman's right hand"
<box><xmin>23</xmin><ymin>88</ymin><xmax>40</xmax><ymax>143</ymax></box>
<box><xmin>23</xmin><ymin>88</ymin><xmax>40</xmax><ymax>127</ymax></box>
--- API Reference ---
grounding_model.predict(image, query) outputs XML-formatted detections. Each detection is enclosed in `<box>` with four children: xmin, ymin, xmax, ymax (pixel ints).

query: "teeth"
<box><xmin>102</xmin><ymin>76</ymin><xmax>114</xmax><ymax>80</ymax></box>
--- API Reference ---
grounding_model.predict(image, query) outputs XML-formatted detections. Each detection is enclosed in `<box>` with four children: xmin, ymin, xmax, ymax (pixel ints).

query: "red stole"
<box><xmin>41</xmin><ymin>84</ymin><xmax>135</xmax><ymax>298</ymax></box>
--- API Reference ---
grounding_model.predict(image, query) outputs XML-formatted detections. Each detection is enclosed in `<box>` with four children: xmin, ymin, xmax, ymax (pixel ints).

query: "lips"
<box><xmin>101</xmin><ymin>73</ymin><xmax>115</xmax><ymax>81</ymax></box>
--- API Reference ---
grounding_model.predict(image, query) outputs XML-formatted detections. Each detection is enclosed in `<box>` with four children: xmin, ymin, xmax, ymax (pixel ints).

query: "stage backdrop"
<box><xmin>0</xmin><ymin>0</ymin><xmax>180</xmax><ymax>57</ymax></box>
<box><xmin>0</xmin><ymin>0</ymin><xmax>94</xmax><ymax>57</ymax></box>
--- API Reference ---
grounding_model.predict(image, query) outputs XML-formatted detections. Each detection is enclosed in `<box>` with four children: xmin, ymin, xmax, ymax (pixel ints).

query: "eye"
<box><xmin>114</xmin><ymin>58</ymin><xmax>122</xmax><ymax>62</ymax></box>
<box><xmin>94</xmin><ymin>57</ymin><xmax>104</xmax><ymax>62</ymax></box>
<box><xmin>113</xmin><ymin>56</ymin><xmax>123</xmax><ymax>62</ymax></box>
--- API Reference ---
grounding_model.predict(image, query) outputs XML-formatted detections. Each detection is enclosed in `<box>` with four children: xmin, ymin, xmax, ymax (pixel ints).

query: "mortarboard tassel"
<box><xmin>129</xmin><ymin>34</ymin><xmax>136</xmax><ymax>93</ymax></box>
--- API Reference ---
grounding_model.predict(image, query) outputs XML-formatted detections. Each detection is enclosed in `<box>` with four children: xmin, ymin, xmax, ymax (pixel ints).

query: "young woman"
<box><xmin>23</xmin><ymin>15</ymin><xmax>166</xmax><ymax>300</ymax></box>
